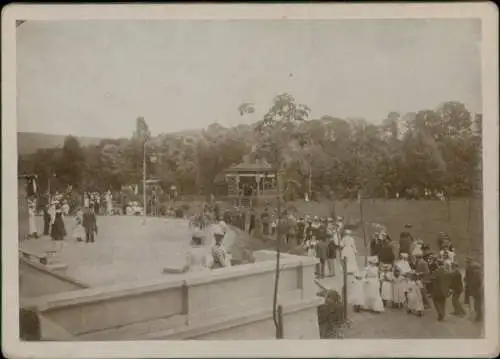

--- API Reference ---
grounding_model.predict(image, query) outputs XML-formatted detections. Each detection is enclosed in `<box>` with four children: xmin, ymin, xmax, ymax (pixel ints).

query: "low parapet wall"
<box><xmin>19</xmin><ymin>257</ymin><xmax>89</xmax><ymax>299</ymax></box>
<box><xmin>23</xmin><ymin>251</ymin><xmax>321</xmax><ymax>340</ymax></box>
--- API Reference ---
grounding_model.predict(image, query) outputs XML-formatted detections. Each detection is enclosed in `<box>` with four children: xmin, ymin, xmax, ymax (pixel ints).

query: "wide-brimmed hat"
<box><xmin>213</xmin><ymin>226</ymin><xmax>225</xmax><ymax>238</ymax></box>
<box><xmin>367</xmin><ymin>256</ymin><xmax>378</xmax><ymax>264</ymax></box>
<box><xmin>400</xmin><ymin>252</ymin><xmax>409</xmax><ymax>259</ymax></box>
<box><xmin>344</xmin><ymin>228</ymin><xmax>353</xmax><ymax>235</ymax></box>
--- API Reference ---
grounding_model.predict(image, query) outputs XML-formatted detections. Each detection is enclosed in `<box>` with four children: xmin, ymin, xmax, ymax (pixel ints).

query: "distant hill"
<box><xmin>17</xmin><ymin>128</ymin><xmax>208</xmax><ymax>155</ymax></box>
<box><xmin>17</xmin><ymin>132</ymin><xmax>105</xmax><ymax>155</ymax></box>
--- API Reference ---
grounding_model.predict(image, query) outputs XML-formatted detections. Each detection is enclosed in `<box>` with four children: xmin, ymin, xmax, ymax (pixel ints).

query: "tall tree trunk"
<box><xmin>272</xmin><ymin>167</ymin><xmax>284</xmax><ymax>339</ymax></box>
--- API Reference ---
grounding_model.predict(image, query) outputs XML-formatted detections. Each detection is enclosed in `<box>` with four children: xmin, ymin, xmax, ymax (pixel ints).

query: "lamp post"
<box><xmin>142</xmin><ymin>141</ymin><xmax>157</xmax><ymax>225</ymax></box>
<box><xmin>47</xmin><ymin>171</ymin><xmax>56</xmax><ymax>203</ymax></box>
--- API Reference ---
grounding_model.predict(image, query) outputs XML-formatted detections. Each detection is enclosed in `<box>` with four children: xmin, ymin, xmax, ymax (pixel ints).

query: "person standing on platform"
<box><xmin>27</xmin><ymin>201</ymin><xmax>39</xmax><ymax>239</ymax></box>
<box><xmin>42</xmin><ymin>204</ymin><xmax>51</xmax><ymax>236</ymax></box>
<box><xmin>315</xmin><ymin>236</ymin><xmax>329</xmax><ymax>278</ymax></box>
<box><xmin>83</xmin><ymin>206</ymin><xmax>98</xmax><ymax>243</ymax></box>
<box><xmin>50</xmin><ymin>204</ymin><xmax>67</xmax><ymax>242</ymax></box>
<box><xmin>326</xmin><ymin>227</ymin><xmax>338</xmax><ymax>277</ymax></box>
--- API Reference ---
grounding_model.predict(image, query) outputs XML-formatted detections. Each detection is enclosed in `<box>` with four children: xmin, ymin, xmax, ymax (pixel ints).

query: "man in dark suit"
<box><xmin>464</xmin><ymin>259</ymin><xmax>483</xmax><ymax>322</ymax></box>
<box><xmin>429</xmin><ymin>260</ymin><xmax>451</xmax><ymax>321</ymax></box>
<box><xmin>83</xmin><ymin>206</ymin><xmax>98</xmax><ymax>243</ymax></box>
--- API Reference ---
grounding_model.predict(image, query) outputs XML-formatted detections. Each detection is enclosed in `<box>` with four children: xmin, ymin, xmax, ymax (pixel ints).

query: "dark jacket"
<box><xmin>464</xmin><ymin>266</ymin><xmax>482</xmax><ymax>298</ymax></box>
<box><xmin>327</xmin><ymin>240</ymin><xmax>337</xmax><ymax>259</ymax></box>
<box><xmin>82</xmin><ymin>211</ymin><xmax>97</xmax><ymax>231</ymax></box>
<box><xmin>415</xmin><ymin>259</ymin><xmax>431</xmax><ymax>282</ymax></box>
<box><xmin>315</xmin><ymin>240</ymin><xmax>329</xmax><ymax>260</ymax></box>
<box><xmin>370</xmin><ymin>237</ymin><xmax>381</xmax><ymax>256</ymax></box>
<box><xmin>430</xmin><ymin>267</ymin><xmax>450</xmax><ymax>299</ymax></box>
<box><xmin>399</xmin><ymin>233</ymin><xmax>412</xmax><ymax>254</ymax></box>
<box><xmin>449</xmin><ymin>269</ymin><xmax>464</xmax><ymax>294</ymax></box>
<box><xmin>378</xmin><ymin>243</ymin><xmax>395</xmax><ymax>264</ymax></box>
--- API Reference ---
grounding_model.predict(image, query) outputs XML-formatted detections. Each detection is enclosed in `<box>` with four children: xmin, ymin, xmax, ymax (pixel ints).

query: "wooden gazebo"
<box><xmin>223</xmin><ymin>160</ymin><xmax>279</xmax><ymax>207</ymax></box>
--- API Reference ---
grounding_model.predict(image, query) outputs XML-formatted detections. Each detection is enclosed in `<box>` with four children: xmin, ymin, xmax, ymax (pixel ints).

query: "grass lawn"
<box><xmin>245</xmin><ymin>198</ymin><xmax>483</xmax><ymax>264</ymax></box>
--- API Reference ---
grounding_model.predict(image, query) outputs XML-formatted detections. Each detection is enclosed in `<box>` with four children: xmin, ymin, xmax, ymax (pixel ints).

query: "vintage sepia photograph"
<box><xmin>2</xmin><ymin>3</ymin><xmax>499</xmax><ymax>358</ymax></box>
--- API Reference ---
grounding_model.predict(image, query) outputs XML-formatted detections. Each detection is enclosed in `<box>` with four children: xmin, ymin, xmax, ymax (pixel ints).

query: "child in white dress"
<box><xmin>363</xmin><ymin>256</ymin><xmax>384</xmax><ymax>313</ymax></box>
<box><xmin>72</xmin><ymin>208</ymin><xmax>85</xmax><ymax>242</ymax></box>
<box><xmin>406</xmin><ymin>272</ymin><xmax>425</xmax><ymax>316</ymax></box>
<box><xmin>306</xmin><ymin>237</ymin><xmax>317</xmax><ymax>257</ymax></box>
<box><xmin>349</xmin><ymin>273</ymin><xmax>365</xmax><ymax>312</ymax></box>
<box><xmin>380</xmin><ymin>264</ymin><xmax>394</xmax><ymax>308</ymax></box>
<box><xmin>392</xmin><ymin>267</ymin><xmax>406</xmax><ymax>309</ymax></box>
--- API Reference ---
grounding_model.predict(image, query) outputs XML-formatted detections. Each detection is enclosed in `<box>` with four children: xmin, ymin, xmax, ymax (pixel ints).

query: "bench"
<box><xmin>19</xmin><ymin>249</ymin><xmax>63</xmax><ymax>270</ymax></box>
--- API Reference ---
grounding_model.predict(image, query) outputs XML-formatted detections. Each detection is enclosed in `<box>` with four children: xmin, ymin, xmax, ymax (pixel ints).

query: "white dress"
<box><xmin>380</xmin><ymin>271</ymin><xmax>394</xmax><ymax>302</ymax></box>
<box><xmin>341</xmin><ymin>235</ymin><xmax>358</xmax><ymax>275</ymax></box>
<box><xmin>407</xmin><ymin>280</ymin><xmax>424</xmax><ymax>312</ymax></box>
<box><xmin>349</xmin><ymin>276</ymin><xmax>365</xmax><ymax>307</ymax></box>
<box><xmin>307</xmin><ymin>240</ymin><xmax>317</xmax><ymax>257</ymax></box>
<box><xmin>187</xmin><ymin>246</ymin><xmax>211</xmax><ymax>272</ymax></box>
<box><xmin>393</xmin><ymin>275</ymin><xmax>407</xmax><ymax>305</ymax></box>
<box><xmin>28</xmin><ymin>207</ymin><xmax>38</xmax><ymax>235</ymax></box>
<box><xmin>72</xmin><ymin>211</ymin><xmax>85</xmax><ymax>240</ymax></box>
<box><xmin>363</xmin><ymin>265</ymin><xmax>384</xmax><ymax>312</ymax></box>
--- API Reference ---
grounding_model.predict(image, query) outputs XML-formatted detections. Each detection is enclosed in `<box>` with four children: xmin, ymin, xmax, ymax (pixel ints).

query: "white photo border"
<box><xmin>2</xmin><ymin>3</ymin><xmax>499</xmax><ymax>358</ymax></box>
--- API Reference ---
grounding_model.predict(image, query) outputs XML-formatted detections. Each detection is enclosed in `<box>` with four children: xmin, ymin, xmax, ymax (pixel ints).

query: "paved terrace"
<box><xmin>20</xmin><ymin>216</ymin><xmax>238</xmax><ymax>287</ymax></box>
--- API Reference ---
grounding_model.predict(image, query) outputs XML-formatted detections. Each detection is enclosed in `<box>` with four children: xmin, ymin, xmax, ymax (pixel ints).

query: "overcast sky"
<box><xmin>17</xmin><ymin>19</ymin><xmax>481</xmax><ymax>138</ymax></box>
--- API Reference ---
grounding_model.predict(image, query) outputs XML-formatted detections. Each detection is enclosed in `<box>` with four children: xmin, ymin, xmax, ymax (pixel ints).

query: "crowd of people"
<box><xmin>25</xmin><ymin>190</ymin><xmax>99</xmax><ymax>245</ymax></box>
<box><xmin>301</xmin><ymin>216</ymin><xmax>484</xmax><ymax>324</ymax></box>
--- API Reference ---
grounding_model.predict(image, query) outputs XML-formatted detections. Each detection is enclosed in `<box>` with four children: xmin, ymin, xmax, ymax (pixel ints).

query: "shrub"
<box><xmin>317</xmin><ymin>289</ymin><xmax>351</xmax><ymax>339</ymax></box>
<box><xmin>175</xmin><ymin>207</ymin><xmax>184</xmax><ymax>218</ymax></box>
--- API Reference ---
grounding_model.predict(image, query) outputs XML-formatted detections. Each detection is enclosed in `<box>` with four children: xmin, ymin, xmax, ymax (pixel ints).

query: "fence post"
<box><xmin>342</xmin><ymin>257</ymin><xmax>348</xmax><ymax>322</ymax></box>
<box><xmin>277</xmin><ymin>305</ymin><xmax>284</xmax><ymax>339</ymax></box>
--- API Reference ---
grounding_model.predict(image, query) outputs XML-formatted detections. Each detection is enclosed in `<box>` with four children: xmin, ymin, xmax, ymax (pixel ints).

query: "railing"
<box><xmin>23</xmin><ymin>251</ymin><xmax>320</xmax><ymax>340</ymax></box>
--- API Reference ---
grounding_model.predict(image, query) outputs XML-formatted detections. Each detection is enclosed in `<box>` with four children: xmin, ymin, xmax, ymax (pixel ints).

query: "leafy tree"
<box><xmin>57</xmin><ymin>135</ymin><xmax>85</xmax><ymax>189</ymax></box>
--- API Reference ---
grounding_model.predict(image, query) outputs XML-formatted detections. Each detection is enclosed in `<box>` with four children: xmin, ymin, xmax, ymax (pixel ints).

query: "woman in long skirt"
<box><xmin>341</xmin><ymin>229</ymin><xmax>358</xmax><ymax>275</ymax></box>
<box><xmin>72</xmin><ymin>208</ymin><xmax>85</xmax><ymax>242</ymax></box>
<box><xmin>27</xmin><ymin>202</ymin><xmax>39</xmax><ymax>239</ymax></box>
<box><xmin>392</xmin><ymin>267</ymin><xmax>406</xmax><ymax>308</ymax></box>
<box><xmin>380</xmin><ymin>264</ymin><xmax>394</xmax><ymax>308</ymax></box>
<box><xmin>51</xmin><ymin>206</ymin><xmax>67</xmax><ymax>242</ymax></box>
<box><xmin>363</xmin><ymin>256</ymin><xmax>384</xmax><ymax>313</ymax></box>
<box><xmin>349</xmin><ymin>274</ymin><xmax>365</xmax><ymax>312</ymax></box>
<box><xmin>406</xmin><ymin>272</ymin><xmax>425</xmax><ymax>316</ymax></box>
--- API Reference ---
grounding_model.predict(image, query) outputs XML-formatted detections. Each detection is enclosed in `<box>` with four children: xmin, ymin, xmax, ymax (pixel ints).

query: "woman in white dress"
<box><xmin>106</xmin><ymin>191</ymin><xmax>113</xmax><ymax>216</ymax></box>
<box><xmin>363</xmin><ymin>256</ymin><xmax>384</xmax><ymax>313</ymax></box>
<box><xmin>406</xmin><ymin>272</ymin><xmax>425</xmax><ymax>316</ymax></box>
<box><xmin>380</xmin><ymin>264</ymin><xmax>394</xmax><ymax>308</ymax></box>
<box><xmin>340</xmin><ymin>229</ymin><xmax>358</xmax><ymax>275</ymax></box>
<box><xmin>349</xmin><ymin>274</ymin><xmax>365</xmax><ymax>312</ymax></box>
<box><xmin>163</xmin><ymin>227</ymin><xmax>212</xmax><ymax>274</ymax></box>
<box><xmin>393</xmin><ymin>252</ymin><xmax>412</xmax><ymax>308</ymax></box>
<box><xmin>27</xmin><ymin>201</ymin><xmax>38</xmax><ymax>239</ymax></box>
<box><xmin>72</xmin><ymin>208</ymin><xmax>85</xmax><ymax>242</ymax></box>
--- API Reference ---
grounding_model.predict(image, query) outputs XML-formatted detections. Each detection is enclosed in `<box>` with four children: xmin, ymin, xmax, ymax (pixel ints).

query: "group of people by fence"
<box><xmin>308</xmin><ymin>218</ymin><xmax>484</xmax><ymax>323</ymax></box>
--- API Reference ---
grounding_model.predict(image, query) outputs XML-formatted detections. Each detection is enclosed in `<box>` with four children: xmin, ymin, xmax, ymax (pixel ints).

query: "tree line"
<box><xmin>18</xmin><ymin>95</ymin><xmax>482</xmax><ymax>201</ymax></box>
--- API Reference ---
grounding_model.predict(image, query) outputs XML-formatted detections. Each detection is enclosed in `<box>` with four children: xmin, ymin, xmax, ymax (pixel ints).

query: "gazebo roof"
<box><xmin>224</xmin><ymin>162</ymin><xmax>274</xmax><ymax>173</ymax></box>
